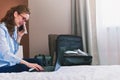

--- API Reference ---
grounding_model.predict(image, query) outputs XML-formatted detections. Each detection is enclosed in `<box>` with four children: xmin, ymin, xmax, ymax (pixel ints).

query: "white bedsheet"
<box><xmin>0</xmin><ymin>65</ymin><xmax>120</xmax><ymax>80</ymax></box>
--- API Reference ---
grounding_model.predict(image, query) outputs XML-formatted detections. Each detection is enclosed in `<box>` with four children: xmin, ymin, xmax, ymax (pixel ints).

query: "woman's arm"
<box><xmin>0</xmin><ymin>27</ymin><xmax>44</xmax><ymax>71</ymax></box>
<box><xmin>0</xmin><ymin>27</ymin><xmax>21</xmax><ymax>66</ymax></box>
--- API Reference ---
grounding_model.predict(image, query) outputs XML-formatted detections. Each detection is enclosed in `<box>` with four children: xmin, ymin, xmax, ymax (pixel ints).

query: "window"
<box><xmin>96</xmin><ymin>0</ymin><xmax>120</xmax><ymax>27</ymax></box>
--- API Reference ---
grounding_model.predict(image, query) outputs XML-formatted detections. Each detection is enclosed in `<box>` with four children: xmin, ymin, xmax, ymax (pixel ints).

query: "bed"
<box><xmin>0</xmin><ymin>65</ymin><xmax>120</xmax><ymax>80</ymax></box>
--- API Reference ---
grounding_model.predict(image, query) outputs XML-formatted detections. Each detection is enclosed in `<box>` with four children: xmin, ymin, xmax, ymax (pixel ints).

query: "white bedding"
<box><xmin>0</xmin><ymin>65</ymin><xmax>120</xmax><ymax>80</ymax></box>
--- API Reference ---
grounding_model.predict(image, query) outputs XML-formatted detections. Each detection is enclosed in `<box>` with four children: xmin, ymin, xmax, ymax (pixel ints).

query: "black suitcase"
<box><xmin>56</xmin><ymin>35</ymin><xmax>92</xmax><ymax>66</ymax></box>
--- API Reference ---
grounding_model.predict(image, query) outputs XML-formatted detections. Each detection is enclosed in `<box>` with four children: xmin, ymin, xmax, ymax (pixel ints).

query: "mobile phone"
<box><xmin>18</xmin><ymin>23</ymin><xmax>27</xmax><ymax>34</ymax></box>
<box><xmin>18</xmin><ymin>25</ymin><xmax>24</xmax><ymax>31</ymax></box>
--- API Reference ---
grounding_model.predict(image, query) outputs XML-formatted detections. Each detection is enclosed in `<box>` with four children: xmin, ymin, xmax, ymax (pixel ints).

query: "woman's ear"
<box><xmin>14</xmin><ymin>11</ymin><xmax>18</xmax><ymax>18</ymax></box>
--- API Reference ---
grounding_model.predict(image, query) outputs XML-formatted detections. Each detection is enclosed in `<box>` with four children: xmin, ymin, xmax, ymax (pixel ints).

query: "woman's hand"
<box><xmin>26</xmin><ymin>62</ymin><xmax>44</xmax><ymax>71</ymax></box>
<box><xmin>17</xmin><ymin>22</ymin><xmax>27</xmax><ymax>43</ymax></box>
<box><xmin>20</xmin><ymin>60</ymin><xmax>44</xmax><ymax>71</ymax></box>
<box><xmin>17</xmin><ymin>31</ymin><xmax>24</xmax><ymax>44</ymax></box>
<box><xmin>18</xmin><ymin>30</ymin><xmax>25</xmax><ymax>37</ymax></box>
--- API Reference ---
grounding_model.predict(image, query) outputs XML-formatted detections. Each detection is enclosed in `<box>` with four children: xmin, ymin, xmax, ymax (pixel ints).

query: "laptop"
<box><xmin>29</xmin><ymin>57</ymin><xmax>61</xmax><ymax>72</ymax></box>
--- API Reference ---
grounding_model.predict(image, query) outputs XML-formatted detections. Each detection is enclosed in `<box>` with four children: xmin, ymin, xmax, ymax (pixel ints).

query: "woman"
<box><xmin>0</xmin><ymin>5</ymin><xmax>43</xmax><ymax>72</ymax></box>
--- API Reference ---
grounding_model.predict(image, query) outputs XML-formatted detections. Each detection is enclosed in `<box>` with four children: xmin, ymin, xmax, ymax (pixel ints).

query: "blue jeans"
<box><xmin>0</xmin><ymin>58</ymin><xmax>43</xmax><ymax>73</ymax></box>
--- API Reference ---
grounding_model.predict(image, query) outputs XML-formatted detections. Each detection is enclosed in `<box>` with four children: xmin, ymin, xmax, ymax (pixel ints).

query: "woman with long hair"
<box><xmin>0</xmin><ymin>5</ymin><xmax>43</xmax><ymax>72</ymax></box>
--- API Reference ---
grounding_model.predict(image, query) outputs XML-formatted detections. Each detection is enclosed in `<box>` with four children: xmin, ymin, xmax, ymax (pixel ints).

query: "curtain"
<box><xmin>71</xmin><ymin>0</ymin><xmax>99</xmax><ymax>64</ymax></box>
<box><xmin>96</xmin><ymin>0</ymin><xmax>120</xmax><ymax>65</ymax></box>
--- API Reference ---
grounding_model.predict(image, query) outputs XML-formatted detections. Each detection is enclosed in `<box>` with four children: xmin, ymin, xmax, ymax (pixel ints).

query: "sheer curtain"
<box><xmin>96</xmin><ymin>0</ymin><xmax>120</xmax><ymax>64</ymax></box>
<box><xmin>71</xmin><ymin>0</ymin><xmax>99</xmax><ymax>64</ymax></box>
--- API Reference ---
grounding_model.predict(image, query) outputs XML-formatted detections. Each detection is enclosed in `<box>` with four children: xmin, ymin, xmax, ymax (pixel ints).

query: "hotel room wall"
<box><xmin>28</xmin><ymin>0</ymin><xmax>71</xmax><ymax>57</ymax></box>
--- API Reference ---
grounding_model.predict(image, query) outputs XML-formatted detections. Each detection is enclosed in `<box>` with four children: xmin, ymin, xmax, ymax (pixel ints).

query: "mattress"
<box><xmin>0</xmin><ymin>65</ymin><xmax>120</xmax><ymax>80</ymax></box>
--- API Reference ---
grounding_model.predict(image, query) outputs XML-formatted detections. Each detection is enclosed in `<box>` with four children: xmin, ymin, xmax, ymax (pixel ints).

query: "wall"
<box><xmin>28</xmin><ymin>0</ymin><xmax>71</xmax><ymax>57</ymax></box>
<box><xmin>0</xmin><ymin>0</ymin><xmax>27</xmax><ymax>19</ymax></box>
